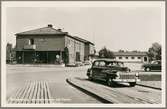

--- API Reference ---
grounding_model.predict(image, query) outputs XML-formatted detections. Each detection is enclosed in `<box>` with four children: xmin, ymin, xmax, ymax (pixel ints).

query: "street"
<box><xmin>7</xmin><ymin>65</ymin><xmax>161</xmax><ymax>104</ymax></box>
<box><xmin>7</xmin><ymin>65</ymin><xmax>100</xmax><ymax>103</ymax></box>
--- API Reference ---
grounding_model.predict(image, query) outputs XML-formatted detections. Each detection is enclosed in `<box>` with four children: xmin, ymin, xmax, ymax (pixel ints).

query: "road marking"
<box><xmin>8</xmin><ymin>80</ymin><xmax>52</xmax><ymax>104</ymax></box>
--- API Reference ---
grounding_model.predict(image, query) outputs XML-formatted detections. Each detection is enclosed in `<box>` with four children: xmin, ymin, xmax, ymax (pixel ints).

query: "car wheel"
<box><xmin>145</xmin><ymin>67</ymin><xmax>150</xmax><ymax>72</ymax></box>
<box><xmin>129</xmin><ymin>82</ymin><xmax>136</xmax><ymax>87</ymax></box>
<box><xmin>107</xmin><ymin>78</ymin><xmax>114</xmax><ymax>86</ymax></box>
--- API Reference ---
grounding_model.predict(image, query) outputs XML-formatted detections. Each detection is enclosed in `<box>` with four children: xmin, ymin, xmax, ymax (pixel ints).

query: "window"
<box><xmin>99</xmin><ymin>61</ymin><xmax>106</xmax><ymax>67</ymax></box>
<box><xmin>29</xmin><ymin>39</ymin><xmax>34</xmax><ymax>45</ymax></box>
<box><xmin>131</xmin><ymin>57</ymin><xmax>135</xmax><ymax>59</ymax></box>
<box><xmin>119</xmin><ymin>57</ymin><xmax>122</xmax><ymax>59</ymax></box>
<box><xmin>76</xmin><ymin>52</ymin><xmax>80</xmax><ymax>61</ymax></box>
<box><xmin>126</xmin><ymin>57</ymin><xmax>128</xmax><ymax>59</ymax></box>
<box><xmin>138</xmin><ymin>57</ymin><xmax>141</xmax><ymax>59</ymax></box>
<box><xmin>144</xmin><ymin>57</ymin><xmax>147</xmax><ymax>62</ymax></box>
<box><xmin>93</xmin><ymin>61</ymin><xmax>99</xmax><ymax>67</ymax></box>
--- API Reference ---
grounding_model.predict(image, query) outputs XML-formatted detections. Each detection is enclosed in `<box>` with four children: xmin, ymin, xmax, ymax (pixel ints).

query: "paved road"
<box><xmin>68</xmin><ymin>77</ymin><xmax>161</xmax><ymax>104</ymax></box>
<box><xmin>7</xmin><ymin>65</ymin><xmax>100</xmax><ymax>103</ymax></box>
<box><xmin>7</xmin><ymin>65</ymin><xmax>162</xmax><ymax>104</ymax></box>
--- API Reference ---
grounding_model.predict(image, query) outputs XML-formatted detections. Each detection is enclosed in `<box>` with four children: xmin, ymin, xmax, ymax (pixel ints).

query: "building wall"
<box><xmin>115</xmin><ymin>55</ymin><xmax>148</xmax><ymax>70</ymax></box>
<box><xmin>65</xmin><ymin>36</ymin><xmax>84</xmax><ymax>64</ymax></box>
<box><xmin>16</xmin><ymin>35</ymin><xmax>65</xmax><ymax>51</ymax></box>
<box><xmin>84</xmin><ymin>43</ymin><xmax>95</xmax><ymax>60</ymax></box>
<box><xmin>89</xmin><ymin>44</ymin><xmax>95</xmax><ymax>55</ymax></box>
<box><xmin>84</xmin><ymin>44</ymin><xmax>89</xmax><ymax>59</ymax></box>
<box><xmin>115</xmin><ymin>56</ymin><xmax>148</xmax><ymax>63</ymax></box>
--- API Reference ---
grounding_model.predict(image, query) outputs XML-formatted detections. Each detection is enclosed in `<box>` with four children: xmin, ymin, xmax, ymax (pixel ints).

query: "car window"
<box><xmin>153</xmin><ymin>61</ymin><xmax>158</xmax><ymax>64</ymax></box>
<box><xmin>93</xmin><ymin>61</ymin><xmax>99</xmax><ymax>67</ymax></box>
<box><xmin>99</xmin><ymin>61</ymin><xmax>106</xmax><ymax>67</ymax></box>
<box><xmin>106</xmin><ymin>62</ymin><xmax>113</xmax><ymax>67</ymax></box>
<box><xmin>118</xmin><ymin>62</ymin><xmax>124</xmax><ymax>67</ymax></box>
<box><xmin>158</xmin><ymin>61</ymin><xmax>161</xmax><ymax>64</ymax></box>
<box><xmin>112</xmin><ymin>62</ymin><xmax>117</xmax><ymax>66</ymax></box>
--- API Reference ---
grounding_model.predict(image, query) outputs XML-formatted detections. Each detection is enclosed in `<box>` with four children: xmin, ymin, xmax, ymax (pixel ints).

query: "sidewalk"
<box><xmin>137</xmin><ymin>81</ymin><xmax>161</xmax><ymax>90</ymax></box>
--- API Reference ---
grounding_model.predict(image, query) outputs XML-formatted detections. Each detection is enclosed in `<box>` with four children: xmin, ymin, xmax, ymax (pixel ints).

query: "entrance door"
<box><xmin>24</xmin><ymin>51</ymin><xmax>35</xmax><ymax>64</ymax></box>
<box><xmin>76</xmin><ymin>52</ymin><xmax>80</xmax><ymax>61</ymax></box>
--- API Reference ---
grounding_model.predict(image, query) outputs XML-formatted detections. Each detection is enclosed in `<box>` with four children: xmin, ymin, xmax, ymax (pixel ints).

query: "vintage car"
<box><xmin>142</xmin><ymin>60</ymin><xmax>161</xmax><ymax>72</ymax></box>
<box><xmin>87</xmin><ymin>59</ymin><xmax>140</xmax><ymax>87</ymax></box>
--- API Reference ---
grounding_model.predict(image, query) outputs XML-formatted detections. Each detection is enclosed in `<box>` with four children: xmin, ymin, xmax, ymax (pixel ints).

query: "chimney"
<box><xmin>57</xmin><ymin>28</ymin><xmax>62</xmax><ymax>32</ymax></box>
<box><xmin>48</xmin><ymin>24</ymin><xmax>53</xmax><ymax>28</ymax></box>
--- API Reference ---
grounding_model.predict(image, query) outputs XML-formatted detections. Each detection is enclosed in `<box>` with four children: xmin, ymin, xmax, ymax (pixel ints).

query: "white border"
<box><xmin>1</xmin><ymin>1</ymin><xmax>166</xmax><ymax>108</ymax></box>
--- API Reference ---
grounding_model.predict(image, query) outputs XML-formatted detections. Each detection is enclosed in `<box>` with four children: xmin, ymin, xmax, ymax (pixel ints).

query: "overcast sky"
<box><xmin>5</xmin><ymin>2</ymin><xmax>164</xmax><ymax>51</ymax></box>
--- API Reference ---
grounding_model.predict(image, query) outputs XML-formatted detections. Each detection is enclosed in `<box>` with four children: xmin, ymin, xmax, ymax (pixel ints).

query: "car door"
<box><xmin>95</xmin><ymin>61</ymin><xmax>107</xmax><ymax>80</ymax></box>
<box><xmin>91</xmin><ymin>61</ymin><xmax>100</xmax><ymax>79</ymax></box>
<box><xmin>155</xmin><ymin>61</ymin><xmax>161</xmax><ymax>70</ymax></box>
<box><xmin>152</xmin><ymin>61</ymin><xmax>161</xmax><ymax>70</ymax></box>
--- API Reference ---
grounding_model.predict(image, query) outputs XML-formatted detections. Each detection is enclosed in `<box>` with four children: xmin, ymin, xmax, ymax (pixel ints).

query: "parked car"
<box><xmin>87</xmin><ymin>59</ymin><xmax>140</xmax><ymax>87</ymax></box>
<box><xmin>142</xmin><ymin>60</ymin><xmax>161</xmax><ymax>72</ymax></box>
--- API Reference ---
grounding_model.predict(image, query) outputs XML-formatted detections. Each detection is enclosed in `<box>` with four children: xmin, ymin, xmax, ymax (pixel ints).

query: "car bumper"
<box><xmin>113</xmin><ymin>78</ymin><xmax>141</xmax><ymax>82</ymax></box>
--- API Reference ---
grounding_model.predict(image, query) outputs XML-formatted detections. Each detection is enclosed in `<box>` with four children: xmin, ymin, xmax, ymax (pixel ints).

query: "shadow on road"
<box><xmin>74</xmin><ymin>77</ymin><xmax>131</xmax><ymax>88</ymax></box>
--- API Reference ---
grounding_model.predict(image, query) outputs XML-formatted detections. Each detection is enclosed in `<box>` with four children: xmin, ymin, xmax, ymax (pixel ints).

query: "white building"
<box><xmin>113</xmin><ymin>52</ymin><xmax>148</xmax><ymax>70</ymax></box>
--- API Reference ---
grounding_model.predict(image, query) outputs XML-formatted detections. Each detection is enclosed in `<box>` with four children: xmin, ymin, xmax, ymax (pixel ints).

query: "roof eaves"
<box><xmin>73</xmin><ymin>36</ymin><xmax>94</xmax><ymax>45</ymax></box>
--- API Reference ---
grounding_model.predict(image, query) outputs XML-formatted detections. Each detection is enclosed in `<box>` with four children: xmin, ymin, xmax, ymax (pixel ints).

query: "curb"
<box><xmin>66</xmin><ymin>78</ymin><xmax>112</xmax><ymax>103</ymax></box>
<box><xmin>136</xmin><ymin>84</ymin><xmax>161</xmax><ymax>90</ymax></box>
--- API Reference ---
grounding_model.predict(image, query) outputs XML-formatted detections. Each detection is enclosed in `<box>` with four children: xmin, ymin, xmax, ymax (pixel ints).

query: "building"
<box><xmin>73</xmin><ymin>36</ymin><xmax>95</xmax><ymax>60</ymax></box>
<box><xmin>15</xmin><ymin>24</ymin><xmax>95</xmax><ymax>64</ymax></box>
<box><xmin>113</xmin><ymin>52</ymin><xmax>148</xmax><ymax>70</ymax></box>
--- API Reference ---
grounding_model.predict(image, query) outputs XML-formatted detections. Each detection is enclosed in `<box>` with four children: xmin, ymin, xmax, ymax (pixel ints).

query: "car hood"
<box><xmin>110</xmin><ymin>66</ymin><xmax>129</xmax><ymax>72</ymax></box>
<box><xmin>142</xmin><ymin>63</ymin><xmax>150</xmax><ymax>67</ymax></box>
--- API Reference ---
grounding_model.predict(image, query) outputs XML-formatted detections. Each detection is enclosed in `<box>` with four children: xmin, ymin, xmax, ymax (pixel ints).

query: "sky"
<box><xmin>5</xmin><ymin>2</ymin><xmax>164</xmax><ymax>51</ymax></box>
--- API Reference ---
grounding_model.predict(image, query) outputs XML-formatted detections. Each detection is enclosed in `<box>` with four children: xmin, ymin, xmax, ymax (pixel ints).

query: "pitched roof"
<box><xmin>73</xmin><ymin>36</ymin><xmax>94</xmax><ymax>45</ymax></box>
<box><xmin>113</xmin><ymin>52</ymin><xmax>147</xmax><ymax>56</ymax></box>
<box><xmin>16</xmin><ymin>26</ymin><xmax>67</xmax><ymax>35</ymax></box>
<box><xmin>16</xmin><ymin>24</ymin><xmax>95</xmax><ymax>45</ymax></box>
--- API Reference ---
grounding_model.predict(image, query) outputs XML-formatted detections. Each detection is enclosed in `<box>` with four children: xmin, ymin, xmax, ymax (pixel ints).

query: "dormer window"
<box><xmin>29</xmin><ymin>39</ymin><xmax>34</xmax><ymax>45</ymax></box>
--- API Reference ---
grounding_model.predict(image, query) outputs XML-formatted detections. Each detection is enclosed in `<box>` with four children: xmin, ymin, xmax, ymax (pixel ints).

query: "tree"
<box><xmin>118</xmin><ymin>49</ymin><xmax>125</xmax><ymax>52</ymax></box>
<box><xmin>6</xmin><ymin>43</ymin><xmax>13</xmax><ymax>63</ymax></box>
<box><xmin>99</xmin><ymin>47</ymin><xmax>115</xmax><ymax>59</ymax></box>
<box><xmin>147</xmin><ymin>42</ymin><xmax>161</xmax><ymax>61</ymax></box>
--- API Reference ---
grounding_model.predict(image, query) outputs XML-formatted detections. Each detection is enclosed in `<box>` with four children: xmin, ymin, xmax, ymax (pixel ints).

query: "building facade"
<box><xmin>73</xmin><ymin>36</ymin><xmax>95</xmax><ymax>60</ymax></box>
<box><xmin>15</xmin><ymin>24</ymin><xmax>94</xmax><ymax>64</ymax></box>
<box><xmin>113</xmin><ymin>52</ymin><xmax>148</xmax><ymax>70</ymax></box>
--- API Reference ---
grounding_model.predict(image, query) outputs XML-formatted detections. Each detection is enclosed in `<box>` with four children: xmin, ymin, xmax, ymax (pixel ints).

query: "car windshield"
<box><xmin>151</xmin><ymin>61</ymin><xmax>160</xmax><ymax>64</ymax></box>
<box><xmin>106</xmin><ymin>61</ymin><xmax>124</xmax><ymax>67</ymax></box>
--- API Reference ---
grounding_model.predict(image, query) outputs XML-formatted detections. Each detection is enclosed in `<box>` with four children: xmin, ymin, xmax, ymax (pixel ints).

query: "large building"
<box><xmin>15</xmin><ymin>24</ymin><xmax>95</xmax><ymax>64</ymax></box>
<box><xmin>113</xmin><ymin>52</ymin><xmax>148</xmax><ymax>70</ymax></box>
